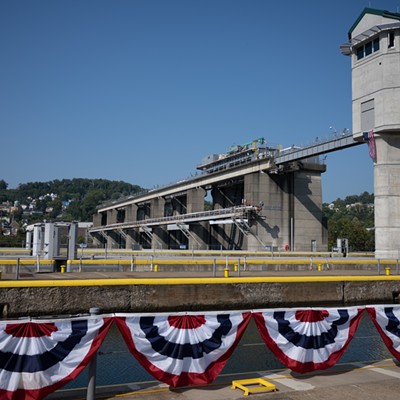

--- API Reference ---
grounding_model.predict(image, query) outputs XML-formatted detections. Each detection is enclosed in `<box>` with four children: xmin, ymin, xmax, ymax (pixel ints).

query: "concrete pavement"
<box><xmin>0</xmin><ymin>268</ymin><xmax>386</xmax><ymax>281</ymax></box>
<box><xmin>48</xmin><ymin>359</ymin><xmax>400</xmax><ymax>400</ymax></box>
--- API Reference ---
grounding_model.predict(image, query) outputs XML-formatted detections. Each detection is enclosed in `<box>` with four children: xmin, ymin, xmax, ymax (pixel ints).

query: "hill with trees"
<box><xmin>323</xmin><ymin>191</ymin><xmax>374</xmax><ymax>252</ymax></box>
<box><xmin>0</xmin><ymin>178</ymin><xmax>143</xmax><ymax>226</ymax></box>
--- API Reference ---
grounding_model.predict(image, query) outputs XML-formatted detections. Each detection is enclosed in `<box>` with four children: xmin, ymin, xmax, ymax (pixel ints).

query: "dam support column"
<box><xmin>90</xmin><ymin>212</ymin><xmax>108</xmax><ymax>247</ymax></box>
<box><xmin>125</xmin><ymin>229</ymin><xmax>140</xmax><ymax>250</ymax></box>
<box><xmin>244</xmin><ymin>167</ymin><xmax>325</xmax><ymax>252</ymax></box>
<box><xmin>67</xmin><ymin>222</ymin><xmax>78</xmax><ymax>260</ymax></box>
<box><xmin>293</xmin><ymin>168</ymin><xmax>325</xmax><ymax>251</ymax></box>
<box><xmin>210</xmin><ymin>183</ymin><xmax>244</xmax><ymax>250</ymax></box>
<box><xmin>187</xmin><ymin>188</ymin><xmax>208</xmax><ymax>250</ymax></box>
<box><xmin>151</xmin><ymin>197</ymin><xmax>168</xmax><ymax>249</ymax></box>
<box><xmin>106</xmin><ymin>210</ymin><xmax>119</xmax><ymax>249</ymax></box>
<box><xmin>244</xmin><ymin>171</ymin><xmax>290</xmax><ymax>251</ymax></box>
<box><xmin>374</xmin><ymin>134</ymin><xmax>400</xmax><ymax>258</ymax></box>
<box><xmin>124</xmin><ymin>204</ymin><xmax>139</xmax><ymax>250</ymax></box>
<box><xmin>92</xmin><ymin>213</ymin><xmax>102</xmax><ymax>228</ymax></box>
<box><xmin>126</xmin><ymin>204</ymin><xmax>138</xmax><ymax>221</ymax></box>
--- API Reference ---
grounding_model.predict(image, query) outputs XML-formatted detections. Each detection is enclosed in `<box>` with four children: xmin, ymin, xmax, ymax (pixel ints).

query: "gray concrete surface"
<box><xmin>48</xmin><ymin>359</ymin><xmax>400</xmax><ymax>400</ymax></box>
<box><xmin>1</xmin><ymin>270</ymin><xmax>400</xmax><ymax>318</ymax></box>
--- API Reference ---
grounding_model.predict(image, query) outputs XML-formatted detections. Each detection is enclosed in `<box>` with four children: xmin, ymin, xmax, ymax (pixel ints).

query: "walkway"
<box><xmin>49</xmin><ymin>359</ymin><xmax>400</xmax><ymax>400</ymax></box>
<box><xmin>0</xmin><ymin>267</ymin><xmax>391</xmax><ymax>282</ymax></box>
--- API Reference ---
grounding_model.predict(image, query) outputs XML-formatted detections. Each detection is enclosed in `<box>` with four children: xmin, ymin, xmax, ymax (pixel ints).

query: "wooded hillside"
<box><xmin>323</xmin><ymin>191</ymin><xmax>374</xmax><ymax>252</ymax></box>
<box><xmin>0</xmin><ymin>178</ymin><xmax>143</xmax><ymax>224</ymax></box>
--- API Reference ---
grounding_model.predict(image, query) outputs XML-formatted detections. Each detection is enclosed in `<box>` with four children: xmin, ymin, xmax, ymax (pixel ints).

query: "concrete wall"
<box><xmin>243</xmin><ymin>168</ymin><xmax>326</xmax><ymax>251</ymax></box>
<box><xmin>125</xmin><ymin>229</ymin><xmax>139</xmax><ymax>250</ymax></box>
<box><xmin>93</xmin><ymin>213</ymin><xmax>102</xmax><ymax>227</ymax></box>
<box><xmin>188</xmin><ymin>221</ymin><xmax>209</xmax><ymax>250</ymax></box>
<box><xmin>293</xmin><ymin>170</ymin><xmax>325</xmax><ymax>251</ymax></box>
<box><xmin>187</xmin><ymin>188</ymin><xmax>206</xmax><ymax>213</ymax></box>
<box><xmin>351</xmin><ymin>14</ymin><xmax>400</xmax><ymax>137</ymax></box>
<box><xmin>352</xmin><ymin>62</ymin><xmax>400</xmax><ymax>137</ymax></box>
<box><xmin>351</xmin><ymin>13</ymin><xmax>396</xmax><ymax>37</ymax></box>
<box><xmin>1</xmin><ymin>278</ymin><xmax>399</xmax><ymax>318</ymax></box>
<box><xmin>186</xmin><ymin>188</ymin><xmax>208</xmax><ymax>250</ymax></box>
<box><xmin>244</xmin><ymin>171</ymin><xmax>289</xmax><ymax>251</ymax></box>
<box><xmin>374</xmin><ymin>133</ymin><xmax>400</xmax><ymax>258</ymax></box>
<box><xmin>125</xmin><ymin>204</ymin><xmax>138</xmax><ymax>221</ymax></box>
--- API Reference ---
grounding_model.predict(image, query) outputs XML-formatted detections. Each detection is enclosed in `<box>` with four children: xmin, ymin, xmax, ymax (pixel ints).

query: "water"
<box><xmin>64</xmin><ymin>312</ymin><xmax>391</xmax><ymax>389</ymax></box>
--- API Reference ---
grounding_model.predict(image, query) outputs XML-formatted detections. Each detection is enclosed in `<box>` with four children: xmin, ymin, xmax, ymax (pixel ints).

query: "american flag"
<box><xmin>368</xmin><ymin>130</ymin><xmax>376</xmax><ymax>160</ymax></box>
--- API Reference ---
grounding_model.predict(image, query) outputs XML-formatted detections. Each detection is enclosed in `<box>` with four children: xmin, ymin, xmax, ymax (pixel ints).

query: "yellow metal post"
<box><xmin>61</xmin><ymin>265</ymin><xmax>66</xmax><ymax>274</ymax></box>
<box><xmin>386</xmin><ymin>267</ymin><xmax>391</xmax><ymax>276</ymax></box>
<box><xmin>224</xmin><ymin>268</ymin><xmax>229</xmax><ymax>278</ymax></box>
<box><xmin>154</xmin><ymin>264</ymin><xmax>158</xmax><ymax>272</ymax></box>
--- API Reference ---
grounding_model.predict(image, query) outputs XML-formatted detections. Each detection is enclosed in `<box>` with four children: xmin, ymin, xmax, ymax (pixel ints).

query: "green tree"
<box><xmin>0</xmin><ymin>180</ymin><xmax>8</xmax><ymax>190</ymax></box>
<box><xmin>324</xmin><ymin>192</ymin><xmax>374</xmax><ymax>251</ymax></box>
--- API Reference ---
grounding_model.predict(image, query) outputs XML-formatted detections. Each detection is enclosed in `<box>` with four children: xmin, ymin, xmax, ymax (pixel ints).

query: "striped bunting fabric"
<box><xmin>367</xmin><ymin>130</ymin><xmax>377</xmax><ymax>160</ymax></box>
<box><xmin>366</xmin><ymin>305</ymin><xmax>400</xmax><ymax>360</ymax></box>
<box><xmin>0</xmin><ymin>316</ymin><xmax>113</xmax><ymax>400</ymax></box>
<box><xmin>253</xmin><ymin>307</ymin><xmax>364</xmax><ymax>373</ymax></box>
<box><xmin>115</xmin><ymin>311</ymin><xmax>251</xmax><ymax>387</ymax></box>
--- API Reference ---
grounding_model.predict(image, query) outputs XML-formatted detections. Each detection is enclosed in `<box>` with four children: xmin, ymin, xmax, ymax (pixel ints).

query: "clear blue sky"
<box><xmin>1</xmin><ymin>0</ymin><xmax>399</xmax><ymax>202</ymax></box>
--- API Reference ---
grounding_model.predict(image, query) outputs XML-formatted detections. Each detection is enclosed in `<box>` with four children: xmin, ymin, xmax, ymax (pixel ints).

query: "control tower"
<box><xmin>341</xmin><ymin>8</ymin><xmax>400</xmax><ymax>258</ymax></box>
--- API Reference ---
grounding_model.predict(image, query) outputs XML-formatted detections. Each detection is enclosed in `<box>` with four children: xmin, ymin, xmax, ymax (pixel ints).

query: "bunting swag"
<box><xmin>0</xmin><ymin>316</ymin><xmax>113</xmax><ymax>400</ymax></box>
<box><xmin>115</xmin><ymin>311</ymin><xmax>251</xmax><ymax>387</ymax></box>
<box><xmin>367</xmin><ymin>306</ymin><xmax>400</xmax><ymax>360</ymax></box>
<box><xmin>253</xmin><ymin>307</ymin><xmax>364</xmax><ymax>373</ymax></box>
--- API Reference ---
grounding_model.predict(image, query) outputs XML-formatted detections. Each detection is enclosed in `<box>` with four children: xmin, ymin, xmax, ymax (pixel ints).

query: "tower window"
<box><xmin>388</xmin><ymin>31</ymin><xmax>395</xmax><ymax>48</ymax></box>
<box><xmin>355</xmin><ymin>37</ymin><xmax>380</xmax><ymax>60</ymax></box>
<box><xmin>365</xmin><ymin>41</ymin><xmax>373</xmax><ymax>56</ymax></box>
<box><xmin>373</xmin><ymin>37</ymin><xmax>380</xmax><ymax>52</ymax></box>
<box><xmin>356</xmin><ymin>46</ymin><xmax>364</xmax><ymax>60</ymax></box>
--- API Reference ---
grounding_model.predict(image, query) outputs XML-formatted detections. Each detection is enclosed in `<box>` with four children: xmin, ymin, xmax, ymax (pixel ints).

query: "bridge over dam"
<box><xmin>90</xmin><ymin>134</ymin><xmax>362</xmax><ymax>253</ymax></box>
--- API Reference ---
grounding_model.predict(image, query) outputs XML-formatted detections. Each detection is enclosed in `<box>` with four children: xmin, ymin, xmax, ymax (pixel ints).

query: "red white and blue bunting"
<box><xmin>3</xmin><ymin>306</ymin><xmax>400</xmax><ymax>399</ymax></box>
<box><xmin>367</xmin><ymin>305</ymin><xmax>400</xmax><ymax>361</ymax></box>
<box><xmin>115</xmin><ymin>311</ymin><xmax>251</xmax><ymax>387</ymax></box>
<box><xmin>0</xmin><ymin>316</ymin><xmax>113</xmax><ymax>400</ymax></box>
<box><xmin>253</xmin><ymin>307</ymin><xmax>364</xmax><ymax>373</ymax></box>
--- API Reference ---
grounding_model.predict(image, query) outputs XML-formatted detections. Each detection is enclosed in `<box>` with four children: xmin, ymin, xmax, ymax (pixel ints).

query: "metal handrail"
<box><xmin>90</xmin><ymin>205</ymin><xmax>260</xmax><ymax>233</ymax></box>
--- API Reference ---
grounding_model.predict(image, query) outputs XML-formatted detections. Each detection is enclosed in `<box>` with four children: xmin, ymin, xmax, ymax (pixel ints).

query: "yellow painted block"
<box><xmin>231</xmin><ymin>378</ymin><xmax>276</xmax><ymax>396</ymax></box>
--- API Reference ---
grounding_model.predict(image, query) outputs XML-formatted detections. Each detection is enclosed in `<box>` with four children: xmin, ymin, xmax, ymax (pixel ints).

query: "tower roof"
<box><xmin>348</xmin><ymin>7</ymin><xmax>400</xmax><ymax>39</ymax></box>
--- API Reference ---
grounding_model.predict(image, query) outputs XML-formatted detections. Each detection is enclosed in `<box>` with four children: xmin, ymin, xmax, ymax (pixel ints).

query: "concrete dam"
<box><xmin>90</xmin><ymin>137</ymin><xmax>335</xmax><ymax>253</ymax></box>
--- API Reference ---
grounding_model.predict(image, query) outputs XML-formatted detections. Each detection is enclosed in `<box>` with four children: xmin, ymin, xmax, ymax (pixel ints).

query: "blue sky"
<box><xmin>1</xmin><ymin>0</ymin><xmax>399</xmax><ymax>202</ymax></box>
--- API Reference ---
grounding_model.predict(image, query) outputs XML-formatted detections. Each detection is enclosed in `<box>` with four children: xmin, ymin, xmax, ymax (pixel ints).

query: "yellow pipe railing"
<box><xmin>0</xmin><ymin>275</ymin><xmax>399</xmax><ymax>288</ymax></box>
<box><xmin>0</xmin><ymin>257</ymin><xmax>395</xmax><ymax>268</ymax></box>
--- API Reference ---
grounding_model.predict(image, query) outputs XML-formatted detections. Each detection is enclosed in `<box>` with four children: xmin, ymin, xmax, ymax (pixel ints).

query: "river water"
<box><xmin>64</xmin><ymin>312</ymin><xmax>391</xmax><ymax>389</ymax></box>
